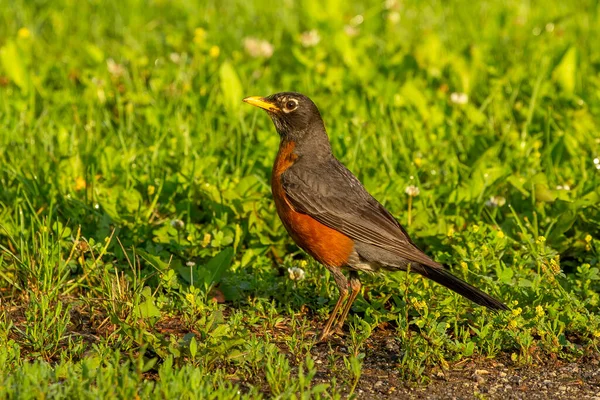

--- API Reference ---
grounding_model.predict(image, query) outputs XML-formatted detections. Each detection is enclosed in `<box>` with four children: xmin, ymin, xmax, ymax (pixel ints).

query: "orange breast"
<box><xmin>271</xmin><ymin>141</ymin><xmax>354</xmax><ymax>267</ymax></box>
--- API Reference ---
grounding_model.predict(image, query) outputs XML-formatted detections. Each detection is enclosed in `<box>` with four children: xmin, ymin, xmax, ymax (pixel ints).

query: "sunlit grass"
<box><xmin>0</xmin><ymin>0</ymin><xmax>599</xmax><ymax>396</ymax></box>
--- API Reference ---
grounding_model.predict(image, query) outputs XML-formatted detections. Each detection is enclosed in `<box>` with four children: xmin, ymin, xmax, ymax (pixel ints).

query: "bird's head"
<box><xmin>243</xmin><ymin>92</ymin><xmax>327</xmax><ymax>143</ymax></box>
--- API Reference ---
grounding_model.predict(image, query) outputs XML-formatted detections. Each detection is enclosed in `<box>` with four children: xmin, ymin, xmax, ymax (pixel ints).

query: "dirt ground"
<box><xmin>309</xmin><ymin>333</ymin><xmax>600</xmax><ymax>400</ymax></box>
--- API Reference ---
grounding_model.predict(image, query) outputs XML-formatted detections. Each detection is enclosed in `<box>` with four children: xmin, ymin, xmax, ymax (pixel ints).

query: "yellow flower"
<box><xmin>481</xmin><ymin>245</ymin><xmax>489</xmax><ymax>256</ymax></box>
<box><xmin>585</xmin><ymin>234</ymin><xmax>592</xmax><ymax>243</ymax></box>
<box><xmin>447</xmin><ymin>226</ymin><xmax>455</xmax><ymax>238</ymax></box>
<box><xmin>549</xmin><ymin>258</ymin><xmax>561</xmax><ymax>275</ymax></box>
<box><xmin>593</xmin><ymin>331</ymin><xmax>600</xmax><ymax>338</ymax></box>
<box><xmin>74</xmin><ymin>176</ymin><xmax>87</xmax><ymax>191</ymax></box>
<box><xmin>147</xmin><ymin>185</ymin><xmax>156</xmax><ymax>196</ymax></box>
<box><xmin>18</xmin><ymin>27</ymin><xmax>30</xmax><ymax>39</ymax></box>
<box><xmin>535</xmin><ymin>305</ymin><xmax>545</xmax><ymax>317</ymax></box>
<box><xmin>508</xmin><ymin>320</ymin><xmax>518</xmax><ymax>329</ymax></box>
<box><xmin>414</xmin><ymin>157</ymin><xmax>422</xmax><ymax>167</ymax></box>
<box><xmin>299</xmin><ymin>260</ymin><xmax>308</xmax><ymax>268</ymax></box>
<box><xmin>209</xmin><ymin>45</ymin><xmax>220</xmax><ymax>58</ymax></box>
<box><xmin>497</xmin><ymin>230</ymin><xmax>505</xmax><ymax>239</ymax></box>
<box><xmin>512</xmin><ymin>307</ymin><xmax>522</xmax><ymax>317</ymax></box>
<box><xmin>536</xmin><ymin>236</ymin><xmax>546</xmax><ymax>244</ymax></box>
<box><xmin>460</xmin><ymin>261</ymin><xmax>468</xmax><ymax>269</ymax></box>
<box><xmin>194</xmin><ymin>28</ymin><xmax>206</xmax><ymax>46</ymax></box>
<box><xmin>185</xmin><ymin>293</ymin><xmax>195</xmax><ymax>304</ymax></box>
<box><xmin>201</xmin><ymin>233</ymin><xmax>211</xmax><ymax>247</ymax></box>
<box><xmin>472</xmin><ymin>224</ymin><xmax>479</xmax><ymax>233</ymax></box>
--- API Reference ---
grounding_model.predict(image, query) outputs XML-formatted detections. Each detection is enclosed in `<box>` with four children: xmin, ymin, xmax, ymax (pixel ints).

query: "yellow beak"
<box><xmin>243</xmin><ymin>96</ymin><xmax>280</xmax><ymax>112</ymax></box>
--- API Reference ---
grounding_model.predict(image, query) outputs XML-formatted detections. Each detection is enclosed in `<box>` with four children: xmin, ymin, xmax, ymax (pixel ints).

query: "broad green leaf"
<box><xmin>85</xmin><ymin>43</ymin><xmax>105</xmax><ymax>64</ymax></box>
<box><xmin>219</xmin><ymin>61</ymin><xmax>243</xmax><ymax>114</ymax></box>
<box><xmin>0</xmin><ymin>40</ymin><xmax>29</xmax><ymax>92</ymax></box>
<box><xmin>136</xmin><ymin>287</ymin><xmax>161</xmax><ymax>319</ymax></box>
<box><xmin>189</xmin><ymin>336</ymin><xmax>197</xmax><ymax>358</ymax></box>
<box><xmin>137</xmin><ymin>249</ymin><xmax>169</xmax><ymax>270</ymax></box>
<box><xmin>552</xmin><ymin>46</ymin><xmax>577</xmax><ymax>93</ymax></box>
<box><xmin>197</xmin><ymin>247</ymin><xmax>234</xmax><ymax>290</ymax></box>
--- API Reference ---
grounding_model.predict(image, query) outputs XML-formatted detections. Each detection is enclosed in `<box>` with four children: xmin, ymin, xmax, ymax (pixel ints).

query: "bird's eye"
<box><xmin>284</xmin><ymin>100</ymin><xmax>298</xmax><ymax>111</ymax></box>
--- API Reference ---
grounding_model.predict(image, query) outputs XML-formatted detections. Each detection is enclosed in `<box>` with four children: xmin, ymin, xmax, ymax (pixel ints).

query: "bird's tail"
<box><xmin>412</xmin><ymin>264</ymin><xmax>509</xmax><ymax>311</ymax></box>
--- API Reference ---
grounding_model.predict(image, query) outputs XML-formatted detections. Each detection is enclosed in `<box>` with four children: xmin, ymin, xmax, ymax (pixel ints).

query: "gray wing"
<box><xmin>280</xmin><ymin>159</ymin><xmax>442</xmax><ymax>269</ymax></box>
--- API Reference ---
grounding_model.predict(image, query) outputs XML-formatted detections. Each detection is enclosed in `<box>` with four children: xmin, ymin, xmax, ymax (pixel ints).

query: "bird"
<box><xmin>243</xmin><ymin>92</ymin><xmax>509</xmax><ymax>341</ymax></box>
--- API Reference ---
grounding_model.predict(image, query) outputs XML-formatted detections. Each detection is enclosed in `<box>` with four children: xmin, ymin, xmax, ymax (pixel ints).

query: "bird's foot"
<box><xmin>317</xmin><ymin>325</ymin><xmax>345</xmax><ymax>342</ymax></box>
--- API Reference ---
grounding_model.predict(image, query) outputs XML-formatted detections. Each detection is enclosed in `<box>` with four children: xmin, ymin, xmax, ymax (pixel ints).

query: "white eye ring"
<box><xmin>282</xmin><ymin>99</ymin><xmax>298</xmax><ymax>113</ymax></box>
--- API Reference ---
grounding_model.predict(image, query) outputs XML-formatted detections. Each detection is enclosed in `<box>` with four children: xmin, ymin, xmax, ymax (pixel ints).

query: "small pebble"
<box><xmin>510</xmin><ymin>376</ymin><xmax>522</xmax><ymax>385</ymax></box>
<box><xmin>374</xmin><ymin>381</ymin><xmax>384</xmax><ymax>388</ymax></box>
<box><xmin>559</xmin><ymin>386</ymin><xmax>567</xmax><ymax>391</ymax></box>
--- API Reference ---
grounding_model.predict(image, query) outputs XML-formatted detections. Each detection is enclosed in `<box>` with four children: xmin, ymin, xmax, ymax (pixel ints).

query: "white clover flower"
<box><xmin>405</xmin><ymin>185</ymin><xmax>420</xmax><ymax>197</ymax></box>
<box><xmin>243</xmin><ymin>37</ymin><xmax>274</xmax><ymax>58</ymax></box>
<box><xmin>107</xmin><ymin>59</ymin><xmax>125</xmax><ymax>77</ymax></box>
<box><xmin>594</xmin><ymin>157</ymin><xmax>600</xmax><ymax>170</ymax></box>
<box><xmin>287</xmin><ymin>267</ymin><xmax>306</xmax><ymax>281</ymax></box>
<box><xmin>384</xmin><ymin>0</ymin><xmax>397</xmax><ymax>9</ymax></box>
<box><xmin>300</xmin><ymin>30</ymin><xmax>320</xmax><ymax>47</ymax></box>
<box><xmin>170</xmin><ymin>219</ymin><xmax>185</xmax><ymax>230</ymax></box>
<box><xmin>485</xmin><ymin>196</ymin><xmax>506</xmax><ymax>208</ymax></box>
<box><xmin>388</xmin><ymin>11</ymin><xmax>401</xmax><ymax>24</ymax></box>
<box><xmin>450</xmin><ymin>92</ymin><xmax>469</xmax><ymax>105</ymax></box>
<box><xmin>344</xmin><ymin>25</ymin><xmax>359</xmax><ymax>37</ymax></box>
<box><xmin>349</xmin><ymin>15</ymin><xmax>364</xmax><ymax>26</ymax></box>
<box><xmin>186</xmin><ymin>261</ymin><xmax>196</xmax><ymax>267</ymax></box>
<box><xmin>556</xmin><ymin>185</ymin><xmax>571</xmax><ymax>191</ymax></box>
<box><xmin>169</xmin><ymin>53</ymin><xmax>181</xmax><ymax>64</ymax></box>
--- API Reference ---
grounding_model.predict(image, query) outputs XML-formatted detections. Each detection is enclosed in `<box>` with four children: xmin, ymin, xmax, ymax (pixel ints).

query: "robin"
<box><xmin>243</xmin><ymin>92</ymin><xmax>508</xmax><ymax>341</ymax></box>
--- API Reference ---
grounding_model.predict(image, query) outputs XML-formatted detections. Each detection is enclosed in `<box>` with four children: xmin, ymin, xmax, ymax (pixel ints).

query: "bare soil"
<box><xmin>309</xmin><ymin>332</ymin><xmax>600</xmax><ymax>400</ymax></box>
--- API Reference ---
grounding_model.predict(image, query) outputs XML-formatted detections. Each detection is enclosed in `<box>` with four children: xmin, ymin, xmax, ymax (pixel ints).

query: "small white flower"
<box><xmin>349</xmin><ymin>15</ymin><xmax>364</xmax><ymax>26</ymax></box>
<box><xmin>485</xmin><ymin>196</ymin><xmax>506</xmax><ymax>208</ymax></box>
<box><xmin>107</xmin><ymin>59</ymin><xmax>125</xmax><ymax>77</ymax></box>
<box><xmin>169</xmin><ymin>53</ymin><xmax>181</xmax><ymax>64</ymax></box>
<box><xmin>388</xmin><ymin>11</ymin><xmax>401</xmax><ymax>24</ymax></box>
<box><xmin>594</xmin><ymin>157</ymin><xmax>600</xmax><ymax>170</ymax></box>
<box><xmin>170</xmin><ymin>219</ymin><xmax>185</xmax><ymax>230</ymax></box>
<box><xmin>186</xmin><ymin>261</ymin><xmax>196</xmax><ymax>267</ymax></box>
<box><xmin>556</xmin><ymin>185</ymin><xmax>571</xmax><ymax>191</ymax></box>
<box><xmin>384</xmin><ymin>0</ymin><xmax>397</xmax><ymax>9</ymax></box>
<box><xmin>405</xmin><ymin>185</ymin><xmax>420</xmax><ymax>197</ymax></box>
<box><xmin>300</xmin><ymin>30</ymin><xmax>320</xmax><ymax>47</ymax></box>
<box><xmin>450</xmin><ymin>92</ymin><xmax>469</xmax><ymax>105</ymax></box>
<box><xmin>344</xmin><ymin>25</ymin><xmax>359</xmax><ymax>37</ymax></box>
<box><xmin>287</xmin><ymin>267</ymin><xmax>305</xmax><ymax>281</ymax></box>
<box><xmin>243</xmin><ymin>37</ymin><xmax>274</xmax><ymax>58</ymax></box>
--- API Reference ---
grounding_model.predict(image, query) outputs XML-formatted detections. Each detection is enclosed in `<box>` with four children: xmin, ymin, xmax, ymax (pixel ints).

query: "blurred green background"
<box><xmin>0</xmin><ymin>0</ymin><xmax>599</xmax><ymax>397</ymax></box>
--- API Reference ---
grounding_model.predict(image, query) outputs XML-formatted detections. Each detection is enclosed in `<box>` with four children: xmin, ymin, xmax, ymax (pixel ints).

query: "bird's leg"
<box><xmin>319</xmin><ymin>267</ymin><xmax>348</xmax><ymax>341</ymax></box>
<box><xmin>334</xmin><ymin>271</ymin><xmax>361</xmax><ymax>334</ymax></box>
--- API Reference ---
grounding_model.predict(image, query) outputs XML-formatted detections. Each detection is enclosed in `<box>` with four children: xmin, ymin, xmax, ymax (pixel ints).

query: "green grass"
<box><xmin>1</xmin><ymin>0</ymin><xmax>599</xmax><ymax>397</ymax></box>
